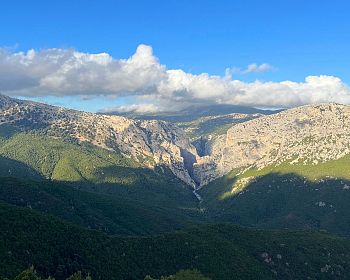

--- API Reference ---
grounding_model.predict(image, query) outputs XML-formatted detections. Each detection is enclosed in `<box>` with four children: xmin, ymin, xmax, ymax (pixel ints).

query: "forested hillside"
<box><xmin>1</xmin><ymin>202</ymin><xmax>350</xmax><ymax>280</ymax></box>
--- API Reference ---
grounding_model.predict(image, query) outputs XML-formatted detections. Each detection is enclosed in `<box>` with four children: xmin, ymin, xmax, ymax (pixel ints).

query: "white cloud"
<box><xmin>103</xmin><ymin>103</ymin><xmax>160</xmax><ymax>114</ymax></box>
<box><xmin>0</xmin><ymin>45</ymin><xmax>349</xmax><ymax>111</ymax></box>
<box><xmin>225</xmin><ymin>63</ymin><xmax>274</xmax><ymax>77</ymax></box>
<box><xmin>244</xmin><ymin>63</ymin><xmax>274</xmax><ymax>74</ymax></box>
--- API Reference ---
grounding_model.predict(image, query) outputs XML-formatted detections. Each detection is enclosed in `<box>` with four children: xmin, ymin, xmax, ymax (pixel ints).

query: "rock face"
<box><xmin>0</xmin><ymin>94</ymin><xmax>199</xmax><ymax>187</ymax></box>
<box><xmin>194</xmin><ymin>103</ymin><xmax>350</xmax><ymax>186</ymax></box>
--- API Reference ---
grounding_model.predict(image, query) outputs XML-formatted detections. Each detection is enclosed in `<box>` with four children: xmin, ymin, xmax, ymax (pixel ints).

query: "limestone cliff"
<box><xmin>194</xmin><ymin>104</ymin><xmax>350</xmax><ymax>186</ymax></box>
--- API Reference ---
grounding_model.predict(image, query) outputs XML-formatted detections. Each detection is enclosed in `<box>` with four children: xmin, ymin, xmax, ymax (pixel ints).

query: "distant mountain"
<box><xmin>114</xmin><ymin>103</ymin><xmax>278</xmax><ymax>122</ymax></box>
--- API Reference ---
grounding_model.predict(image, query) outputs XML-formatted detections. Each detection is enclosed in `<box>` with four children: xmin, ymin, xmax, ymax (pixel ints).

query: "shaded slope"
<box><xmin>2</xmin><ymin>202</ymin><xmax>350</xmax><ymax>280</ymax></box>
<box><xmin>200</xmin><ymin>158</ymin><xmax>350</xmax><ymax>235</ymax></box>
<box><xmin>0</xmin><ymin>177</ymin><xmax>198</xmax><ymax>235</ymax></box>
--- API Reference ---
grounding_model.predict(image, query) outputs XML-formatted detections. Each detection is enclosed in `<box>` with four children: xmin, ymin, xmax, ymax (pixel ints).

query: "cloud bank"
<box><xmin>0</xmin><ymin>44</ymin><xmax>349</xmax><ymax>112</ymax></box>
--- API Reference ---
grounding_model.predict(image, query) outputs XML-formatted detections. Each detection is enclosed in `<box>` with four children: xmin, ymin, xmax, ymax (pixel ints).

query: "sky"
<box><xmin>0</xmin><ymin>0</ymin><xmax>350</xmax><ymax>112</ymax></box>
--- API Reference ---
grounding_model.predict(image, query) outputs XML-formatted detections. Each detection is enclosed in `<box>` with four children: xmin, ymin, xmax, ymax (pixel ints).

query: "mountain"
<box><xmin>3</xmin><ymin>94</ymin><xmax>350</xmax><ymax>278</ymax></box>
<box><xmin>194</xmin><ymin>103</ymin><xmax>350</xmax><ymax>186</ymax></box>
<box><xmin>0</xmin><ymin>94</ymin><xmax>203</xmax><ymax>235</ymax></box>
<box><xmin>104</xmin><ymin>98</ymin><xmax>350</xmax><ymax>236</ymax></box>
<box><xmin>193</xmin><ymin>104</ymin><xmax>350</xmax><ymax>235</ymax></box>
<box><xmin>2</xmin><ymin>96</ymin><xmax>350</xmax><ymax>215</ymax></box>
<box><xmin>113</xmin><ymin>103</ymin><xmax>277</xmax><ymax>122</ymax></box>
<box><xmin>0</xmin><ymin>130</ymin><xmax>202</xmax><ymax>236</ymax></box>
<box><xmin>0</xmin><ymin>94</ymin><xmax>198</xmax><ymax>186</ymax></box>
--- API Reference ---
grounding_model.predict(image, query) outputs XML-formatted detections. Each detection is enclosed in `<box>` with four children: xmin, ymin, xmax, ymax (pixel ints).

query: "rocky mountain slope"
<box><xmin>0</xmin><ymin>94</ymin><xmax>199</xmax><ymax>187</ymax></box>
<box><xmin>3</xmin><ymin>94</ymin><xmax>350</xmax><ymax>191</ymax></box>
<box><xmin>194</xmin><ymin>103</ymin><xmax>350</xmax><ymax>186</ymax></box>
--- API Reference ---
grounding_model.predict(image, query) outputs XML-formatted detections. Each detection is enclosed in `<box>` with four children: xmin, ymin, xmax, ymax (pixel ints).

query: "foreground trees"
<box><xmin>10</xmin><ymin>268</ymin><xmax>210</xmax><ymax>280</ymax></box>
<box><xmin>11</xmin><ymin>267</ymin><xmax>91</xmax><ymax>280</ymax></box>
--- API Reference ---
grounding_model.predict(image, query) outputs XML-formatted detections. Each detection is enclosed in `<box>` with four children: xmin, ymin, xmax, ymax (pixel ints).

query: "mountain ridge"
<box><xmin>0</xmin><ymin>93</ymin><xmax>199</xmax><ymax>187</ymax></box>
<box><xmin>2</xmin><ymin>93</ymin><xmax>350</xmax><ymax>190</ymax></box>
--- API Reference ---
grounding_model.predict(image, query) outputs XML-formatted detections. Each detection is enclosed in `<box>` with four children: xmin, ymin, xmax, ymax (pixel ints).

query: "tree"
<box><xmin>12</xmin><ymin>268</ymin><xmax>92</xmax><ymax>280</ymax></box>
<box><xmin>14</xmin><ymin>267</ymin><xmax>42</xmax><ymax>280</ymax></box>
<box><xmin>65</xmin><ymin>272</ymin><xmax>91</xmax><ymax>280</ymax></box>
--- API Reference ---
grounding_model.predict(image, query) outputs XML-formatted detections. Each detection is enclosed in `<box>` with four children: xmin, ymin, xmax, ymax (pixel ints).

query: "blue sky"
<box><xmin>1</xmin><ymin>0</ymin><xmax>350</xmax><ymax>112</ymax></box>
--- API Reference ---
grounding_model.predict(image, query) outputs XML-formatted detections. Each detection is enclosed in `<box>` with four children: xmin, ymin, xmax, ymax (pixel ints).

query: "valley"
<box><xmin>2</xmin><ymin>2</ymin><xmax>348</xmax><ymax>279</ymax></box>
<box><xmin>2</xmin><ymin>94</ymin><xmax>350</xmax><ymax>279</ymax></box>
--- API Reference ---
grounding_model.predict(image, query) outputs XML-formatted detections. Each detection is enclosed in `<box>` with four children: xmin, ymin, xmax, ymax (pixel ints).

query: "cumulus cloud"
<box><xmin>0</xmin><ymin>44</ymin><xmax>349</xmax><ymax>111</ymax></box>
<box><xmin>0</xmin><ymin>45</ymin><xmax>164</xmax><ymax>97</ymax></box>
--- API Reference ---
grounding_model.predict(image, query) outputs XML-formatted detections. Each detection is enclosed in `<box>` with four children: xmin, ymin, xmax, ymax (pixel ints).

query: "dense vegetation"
<box><xmin>0</xmin><ymin>177</ymin><xmax>199</xmax><ymax>235</ymax></box>
<box><xmin>200</xmin><ymin>158</ymin><xmax>350</xmax><ymax>235</ymax></box>
<box><xmin>10</xmin><ymin>267</ymin><xmax>91</xmax><ymax>280</ymax></box>
<box><xmin>10</xmin><ymin>268</ymin><xmax>208</xmax><ymax>280</ymax></box>
<box><xmin>2</xmin><ymin>202</ymin><xmax>350</xmax><ymax>280</ymax></box>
